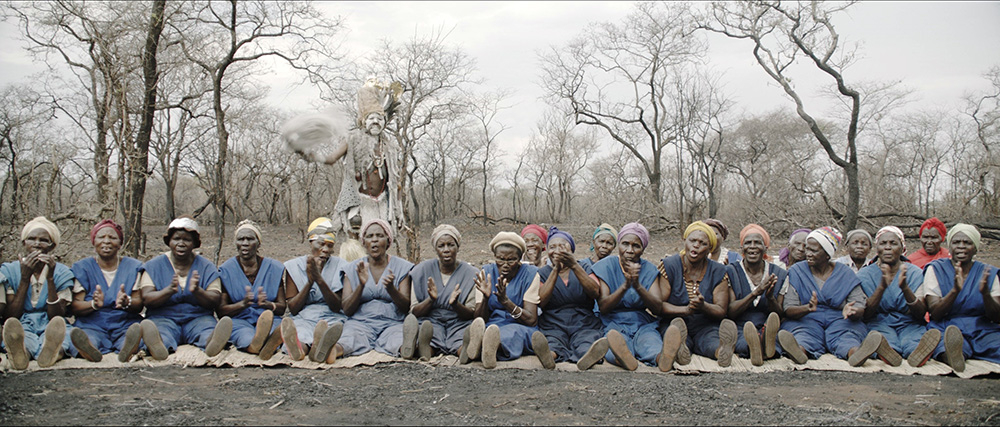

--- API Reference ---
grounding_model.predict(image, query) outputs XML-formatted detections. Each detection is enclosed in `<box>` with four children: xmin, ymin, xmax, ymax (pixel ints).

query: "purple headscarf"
<box><xmin>618</xmin><ymin>222</ymin><xmax>649</xmax><ymax>249</ymax></box>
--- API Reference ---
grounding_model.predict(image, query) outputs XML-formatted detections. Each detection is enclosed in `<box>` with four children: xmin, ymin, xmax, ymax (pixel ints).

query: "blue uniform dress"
<box><xmin>780</xmin><ymin>262</ymin><xmax>867</xmax><ymax>360</ymax></box>
<box><xmin>592</xmin><ymin>256</ymin><xmax>662</xmax><ymax>366</ymax></box>
<box><xmin>143</xmin><ymin>254</ymin><xmax>221</xmax><ymax>351</ymax></box>
<box><xmin>727</xmin><ymin>260</ymin><xmax>787</xmax><ymax>357</ymax></box>
<box><xmin>577</xmin><ymin>257</ymin><xmax>604</xmax><ymax>315</ymax></box>
<box><xmin>660</xmin><ymin>254</ymin><xmax>730</xmax><ymax>358</ymax></box>
<box><xmin>284</xmin><ymin>255</ymin><xmax>347</xmax><ymax>347</ymax></box>
<box><xmin>0</xmin><ymin>262</ymin><xmax>75</xmax><ymax>358</ymax></box>
<box><xmin>338</xmin><ymin>256</ymin><xmax>415</xmax><ymax>357</ymax></box>
<box><xmin>482</xmin><ymin>263</ymin><xmax>540</xmax><ymax>361</ymax></box>
<box><xmin>857</xmin><ymin>262</ymin><xmax>926</xmax><ymax>357</ymax></box>
<box><xmin>925</xmin><ymin>259</ymin><xmax>1000</xmax><ymax>364</ymax></box>
<box><xmin>537</xmin><ymin>262</ymin><xmax>605</xmax><ymax>363</ymax></box>
<box><xmin>219</xmin><ymin>256</ymin><xmax>285</xmax><ymax>350</ymax></box>
<box><xmin>69</xmin><ymin>257</ymin><xmax>143</xmax><ymax>355</ymax></box>
<box><xmin>408</xmin><ymin>259</ymin><xmax>478</xmax><ymax>355</ymax></box>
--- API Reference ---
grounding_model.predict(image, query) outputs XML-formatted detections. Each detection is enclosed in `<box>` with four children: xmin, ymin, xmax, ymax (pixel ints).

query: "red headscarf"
<box><xmin>520</xmin><ymin>224</ymin><xmax>548</xmax><ymax>245</ymax></box>
<box><xmin>90</xmin><ymin>219</ymin><xmax>123</xmax><ymax>245</ymax></box>
<box><xmin>919</xmin><ymin>217</ymin><xmax>947</xmax><ymax>240</ymax></box>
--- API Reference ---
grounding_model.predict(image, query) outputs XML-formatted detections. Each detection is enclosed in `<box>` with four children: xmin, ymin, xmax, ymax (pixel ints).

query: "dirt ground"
<box><xmin>2</xmin><ymin>221</ymin><xmax>1000</xmax><ymax>426</ymax></box>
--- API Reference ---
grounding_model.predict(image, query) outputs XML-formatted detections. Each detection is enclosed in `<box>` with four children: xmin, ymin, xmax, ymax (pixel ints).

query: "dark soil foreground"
<box><xmin>2</xmin><ymin>364</ymin><xmax>999</xmax><ymax>426</ymax></box>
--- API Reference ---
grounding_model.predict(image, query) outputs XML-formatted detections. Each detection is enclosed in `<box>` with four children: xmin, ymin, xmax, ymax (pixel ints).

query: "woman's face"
<box><xmin>617</xmin><ymin>234</ymin><xmax>644</xmax><ymax>263</ymax></box>
<box><xmin>494</xmin><ymin>245</ymin><xmax>522</xmax><ymax>279</ymax></box>
<box><xmin>949</xmin><ymin>232</ymin><xmax>977</xmax><ymax>264</ymax></box>
<box><xmin>22</xmin><ymin>228</ymin><xmax>54</xmax><ymax>254</ymax></box>
<box><xmin>435</xmin><ymin>235</ymin><xmax>458</xmax><ymax>265</ymax></box>
<box><xmin>593</xmin><ymin>233</ymin><xmax>616</xmax><ymax>260</ymax></box>
<box><xmin>847</xmin><ymin>234</ymin><xmax>872</xmax><ymax>261</ymax></box>
<box><xmin>920</xmin><ymin>227</ymin><xmax>943</xmax><ymax>255</ymax></box>
<box><xmin>524</xmin><ymin>233</ymin><xmax>544</xmax><ymax>252</ymax></box>
<box><xmin>740</xmin><ymin>233</ymin><xmax>767</xmax><ymax>264</ymax></box>
<box><xmin>684</xmin><ymin>230</ymin><xmax>712</xmax><ymax>263</ymax></box>
<box><xmin>804</xmin><ymin>238</ymin><xmax>830</xmax><ymax>268</ymax></box>
<box><xmin>789</xmin><ymin>233</ymin><xmax>808</xmax><ymax>263</ymax></box>
<box><xmin>93</xmin><ymin>227</ymin><xmax>121</xmax><ymax>259</ymax></box>
<box><xmin>168</xmin><ymin>230</ymin><xmax>197</xmax><ymax>258</ymax></box>
<box><xmin>363</xmin><ymin>225</ymin><xmax>390</xmax><ymax>258</ymax></box>
<box><xmin>235</xmin><ymin>228</ymin><xmax>260</xmax><ymax>260</ymax></box>
<box><xmin>310</xmin><ymin>238</ymin><xmax>336</xmax><ymax>260</ymax></box>
<box><xmin>547</xmin><ymin>237</ymin><xmax>573</xmax><ymax>268</ymax></box>
<box><xmin>876</xmin><ymin>233</ymin><xmax>903</xmax><ymax>265</ymax></box>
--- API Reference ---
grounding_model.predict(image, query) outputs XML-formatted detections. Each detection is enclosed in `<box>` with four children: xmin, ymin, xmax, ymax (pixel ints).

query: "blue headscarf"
<box><xmin>547</xmin><ymin>226</ymin><xmax>576</xmax><ymax>253</ymax></box>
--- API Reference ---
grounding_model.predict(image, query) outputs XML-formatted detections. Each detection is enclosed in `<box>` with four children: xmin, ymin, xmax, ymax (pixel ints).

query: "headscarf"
<box><xmin>682</xmin><ymin>221</ymin><xmax>718</xmax><ymax>255</ymax></box>
<box><xmin>361</xmin><ymin>218</ymin><xmax>393</xmax><ymax>245</ymax></box>
<box><xmin>739</xmin><ymin>224</ymin><xmax>771</xmax><ymax>260</ymax></box>
<box><xmin>307</xmin><ymin>217</ymin><xmax>336</xmax><ymax>243</ymax></box>
<box><xmin>590</xmin><ymin>223</ymin><xmax>618</xmax><ymax>251</ymax></box>
<box><xmin>807</xmin><ymin>226</ymin><xmax>842</xmax><ymax>259</ymax></box>
<box><xmin>90</xmin><ymin>219</ymin><xmax>122</xmax><ymax>245</ymax></box>
<box><xmin>520</xmin><ymin>224</ymin><xmax>548</xmax><ymax>245</ymax></box>
<box><xmin>490</xmin><ymin>232</ymin><xmax>526</xmax><ymax>255</ymax></box>
<box><xmin>779</xmin><ymin>228</ymin><xmax>812</xmax><ymax>265</ymax></box>
<box><xmin>845</xmin><ymin>229</ymin><xmax>873</xmax><ymax>246</ymax></box>
<box><xmin>875</xmin><ymin>226</ymin><xmax>906</xmax><ymax>252</ymax></box>
<box><xmin>163</xmin><ymin>216</ymin><xmax>200</xmax><ymax>246</ymax></box>
<box><xmin>702</xmin><ymin>218</ymin><xmax>729</xmax><ymax>241</ymax></box>
<box><xmin>235</xmin><ymin>219</ymin><xmax>262</xmax><ymax>243</ymax></box>
<box><xmin>919</xmin><ymin>217</ymin><xmax>947</xmax><ymax>240</ymax></box>
<box><xmin>618</xmin><ymin>222</ymin><xmax>649</xmax><ymax>249</ymax></box>
<box><xmin>431</xmin><ymin>224</ymin><xmax>461</xmax><ymax>247</ymax></box>
<box><xmin>547</xmin><ymin>227</ymin><xmax>576</xmax><ymax>253</ymax></box>
<box><xmin>21</xmin><ymin>216</ymin><xmax>61</xmax><ymax>247</ymax></box>
<box><xmin>947</xmin><ymin>223</ymin><xmax>981</xmax><ymax>251</ymax></box>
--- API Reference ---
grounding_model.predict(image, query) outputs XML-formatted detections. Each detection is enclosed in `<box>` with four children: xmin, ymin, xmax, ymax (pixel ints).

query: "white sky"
<box><xmin>2</xmin><ymin>1</ymin><xmax>999</xmax><ymax>165</ymax></box>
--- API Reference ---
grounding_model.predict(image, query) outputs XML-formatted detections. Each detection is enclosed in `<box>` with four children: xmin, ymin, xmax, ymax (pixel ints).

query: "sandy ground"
<box><xmin>2</xmin><ymin>221</ymin><xmax>1000</xmax><ymax>425</ymax></box>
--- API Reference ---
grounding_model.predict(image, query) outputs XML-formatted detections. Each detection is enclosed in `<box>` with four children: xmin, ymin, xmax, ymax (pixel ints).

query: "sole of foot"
<box><xmin>3</xmin><ymin>318</ymin><xmax>30</xmax><ymax>370</ymax></box>
<box><xmin>459</xmin><ymin>327</ymin><xmax>472</xmax><ymax>364</ymax></box>
<box><xmin>907</xmin><ymin>328</ymin><xmax>941</xmax><ymax>368</ymax></box>
<box><xmin>670</xmin><ymin>318</ymin><xmax>691</xmax><ymax>365</ymax></box>
<box><xmin>70</xmin><ymin>328</ymin><xmax>102</xmax><ymax>363</ymax></box>
<box><xmin>717</xmin><ymin>319</ymin><xmax>737</xmax><ymax>367</ymax></box>
<box><xmin>777</xmin><ymin>330</ymin><xmax>807</xmax><ymax>364</ymax></box>
<box><xmin>607</xmin><ymin>329</ymin><xmax>638</xmax><ymax>371</ymax></box>
<box><xmin>280</xmin><ymin>319</ymin><xmax>305</xmax><ymax>361</ymax></box>
<box><xmin>658</xmin><ymin>325</ymin><xmax>681</xmax><ymax>372</ymax></box>
<box><xmin>205</xmin><ymin>316</ymin><xmax>232</xmax><ymax>357</ymax></box>
<box><xmin>141</xmin><ymin>319</ymin><xmax>169</xmax><ymax>361</ymax></box>
<box><xmin>118</xmin><ymin>323</ymin><xmax>143</xmax><ymax>363</ymax></box>
<box><xmin>744</xmin><ymin>321</ymin><xmax>763</xmax><ymax>367</ymax></box>
<box><xmin>258</xmin><ymin>324</ymin><xmax>285</xmax><ymax>361</ymax></box>
<box><xmin>577</xmin><ymin>337</ymin><xmax>609</xmax><ymax>371</ymax></box>
<box><xmin>417</xmin><ymin>320</ymin><xmax>433</xmax><ymax>361</ymax></box>
<box><xmin>944</xmin><ymin>325</ymin><xmax>965</xmax><ymax>372</ymax></box>
<box><xmin>400</xmin><ymin>314</ymin><xmax>419</xmax><ymax>359</ymax></box>
<box><xmin>531</xmin><ymin>331</ymin><xmax>555</xmax><ymax>370</ymax></box>
<box><xmin>467</xmin><ymin>318</ymin><xmax>485</xmax><ymax>360</ymax></box>
<box><xmin>248</xmin><ymin>310</ymin><xmax>274</xmax><ymax>354</ymax></box>
<box><xmin>482</xmin><ymin>324</ymin><xmax>500</xmax><ymax>369</ymax></box>
<box><xmin>876</xmin><ymin>336</ymin><xmax>902</xmax><ymax>367</ymax></box>
<box><xmin>848</xmin><ymin>331</ymin><xmax>882</xmax><ymax>367</ymax></box>
<box><xmin>314</xmin><ymin>322</ymin><xmax>343</xmax><ymax>364</ymax></box>
<box><xmin>37</xmin><ymin>316</ymin><xmax>66</xmax><ymax>368</ymax></box>
<box><xmin>308</xmin><ymin>321</ymin><xmax>330</xmax><ymax>362</ymax></box>
<box><xmin>764</xmin><ymin>312</ymin><xmax>780</xmax><ymax>359</ymax></box>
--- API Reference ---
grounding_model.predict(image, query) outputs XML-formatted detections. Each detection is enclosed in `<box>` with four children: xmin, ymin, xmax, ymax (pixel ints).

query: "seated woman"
<box><xmin>578</xmin><ymin>223</ymin><xmax>617</xmax><ymax>272</ymax></box>
<box><xmin>281</xmin><ymin>217</ymin><xmax>348</xmax><ymax>363</ymax></box>
<box><xmin>658</xmin><ymin>221</ymin><xmax>736</xmax><ymax>370</ymax></box>
<box><xmin>726</xmin><ymin>224</ymin><xmax>785</xmax><ymax>366</ymax></box>
<box><xmin>405</xmin><ymin>224</ymin><xmax>481</xmax><ymax>361</ymax></box>
<box><xmin>703</xmin><ymin>218</ymin><xmax>740</xmax><ymax>265</ymax></box>
<box><xmin>218</xmin><ymin>220</ymin><xmax>286</xmax><ymax>360</ymax></box>
<box><xmin>777</xmin><ymin>228</ymin><xmax>811</xmax><ymax>269</ymax></box>
<box><xmin>593</xmin><ymin>223</ymin><xmax>664</xmax><ymax>371</ymax></box>
<box><xmin>336</xmin><ymin>219</ymin><xmax>414</xmax><ymax>359</ymax></box>
<box><xmin>777</xmin><ymin>227</ymin><xmax>881</xmax><ymax>367</ymax></box>
<box><xmin>534</xmin><ymin>227</ymin><xmax>609</xmax><ymax>371</ymax></box>
<box><xmin>139</xmin><ymin>217</ymin><xmax>231</xmax><ymax>359</ymax></box>
<box><xmin>1</xmin><ymin>217</ymin><xmax>75</xmax><ymax>370</ymax></box>
<box><xmin>834</xmin><ymin>229</ymin><xmax>875</xmax><ymax>272</ymax></box>
<box><xmin>67</xmin><ymin>220</ymin><xmax>144</xmax><ymax>363</ymax></box>
<box><xmin>908</xmin><ymin>218</ymin><xmax>951</xmax><ymax>269</ymax></box>
<box><xmin>858</xmin><ymin>226</ymin><xmax>939</xmax><ymax>367</ymax></box>
<box><xmin>474</xmin><ymin>232</ymin><xmax>542</xmax><ymax>369</ymax></box>
<box><xmin>520</xmin><ymin>224</ymin><xmax>548</xmax><ymax>267</ymax></box>
<box><xmin>922</xmin><ymin>224</ymin><xmax>1000</xmax><ymax>372</ymax></box>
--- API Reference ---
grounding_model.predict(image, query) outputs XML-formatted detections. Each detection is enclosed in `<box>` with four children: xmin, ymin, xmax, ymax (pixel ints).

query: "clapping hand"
<box><xmin>114</xmin><ymin>285</ymin><xmax>129</xmax><ymax>309</ymax></box>
<box><xmin>92</xmin><ymin>285</ymin><xmax>105</xmax><ymax>309</ymax></box>
<box><xmin>842</xmin><ymin>301</ymin><xmax>862</xmax><ymax>319</ymax></box>
<box><xmin>427</xmin><ymin>277</ymin><xmax>439</xmax><ymax>300</ymax></box>
<box><xmin>807</xmin><ymin>291</ymin><xmax>818</xmax><ymax>312</ymax></box>
<box><xmin>188</xmin><ymin>270</ymin><xmax>201</xmax><ymax>293</ymax></box>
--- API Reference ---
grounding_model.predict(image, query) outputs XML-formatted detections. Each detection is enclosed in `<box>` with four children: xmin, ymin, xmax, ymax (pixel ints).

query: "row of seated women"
<box><xmin>1</xmin><ymin>215</ymin><xmax>997</xmax><ymax>374</ymax></box>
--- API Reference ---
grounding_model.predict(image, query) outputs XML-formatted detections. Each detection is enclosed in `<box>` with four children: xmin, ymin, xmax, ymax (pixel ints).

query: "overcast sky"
<box><xmin>3</xmin><ymin>1</ymin><xmax>999</xmax><ymax>164</ymax></box>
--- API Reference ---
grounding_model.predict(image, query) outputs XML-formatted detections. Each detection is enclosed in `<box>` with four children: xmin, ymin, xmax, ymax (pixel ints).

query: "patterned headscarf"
<box><xmin>590</xmin><ymin>223</ymin><xmax>618</xmax><ymax>251</ymax></box>
<box><xmin>875</xmin><ymin>226</ymin><xmax>906</xmax><ymax>253</ymax></box>
<box><xmin>702</xmin><ymin>218</ymin><xmax>729</xmax><ymax>241</ymax></box>
<box><xmin>807</xmin><ymin>226</ymin><xmax>843</xmax><ymax>259</ymax></box>
<box><xmin>682</xmin><ymin>221</ymin><xmax>718</xmax><ymax>255</ymax></box>
<box><xmin>618</xmin><ymin>222</ymin><xmax>650</xmax><ymax>249</ymax></box>
<box><xmin>235</xmin><ymin>219</ymin><xmax>263</xmax><ymax>244</ymax></box>
<box><xmin>307</xmin><ymin>217</ymin><xmax>336</xmax><ymax>243</ymax></box>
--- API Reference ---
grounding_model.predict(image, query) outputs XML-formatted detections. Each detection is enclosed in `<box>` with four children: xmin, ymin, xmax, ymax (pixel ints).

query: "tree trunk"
<box><xmin>123</xmin><ymin>0</ymin><xmax>165</xmax><ymax>257</ymax></box>
<box><xmin>844</xmin><ymin>162</ymin><xmax>860</xmax><ymax>230</ymax></box>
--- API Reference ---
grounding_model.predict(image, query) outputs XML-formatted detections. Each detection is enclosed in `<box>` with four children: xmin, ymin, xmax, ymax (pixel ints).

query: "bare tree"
<box><xmin>468</xmin><ymin>89</ymin><xmax>512</xmax><ymax>225</ymax></box>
